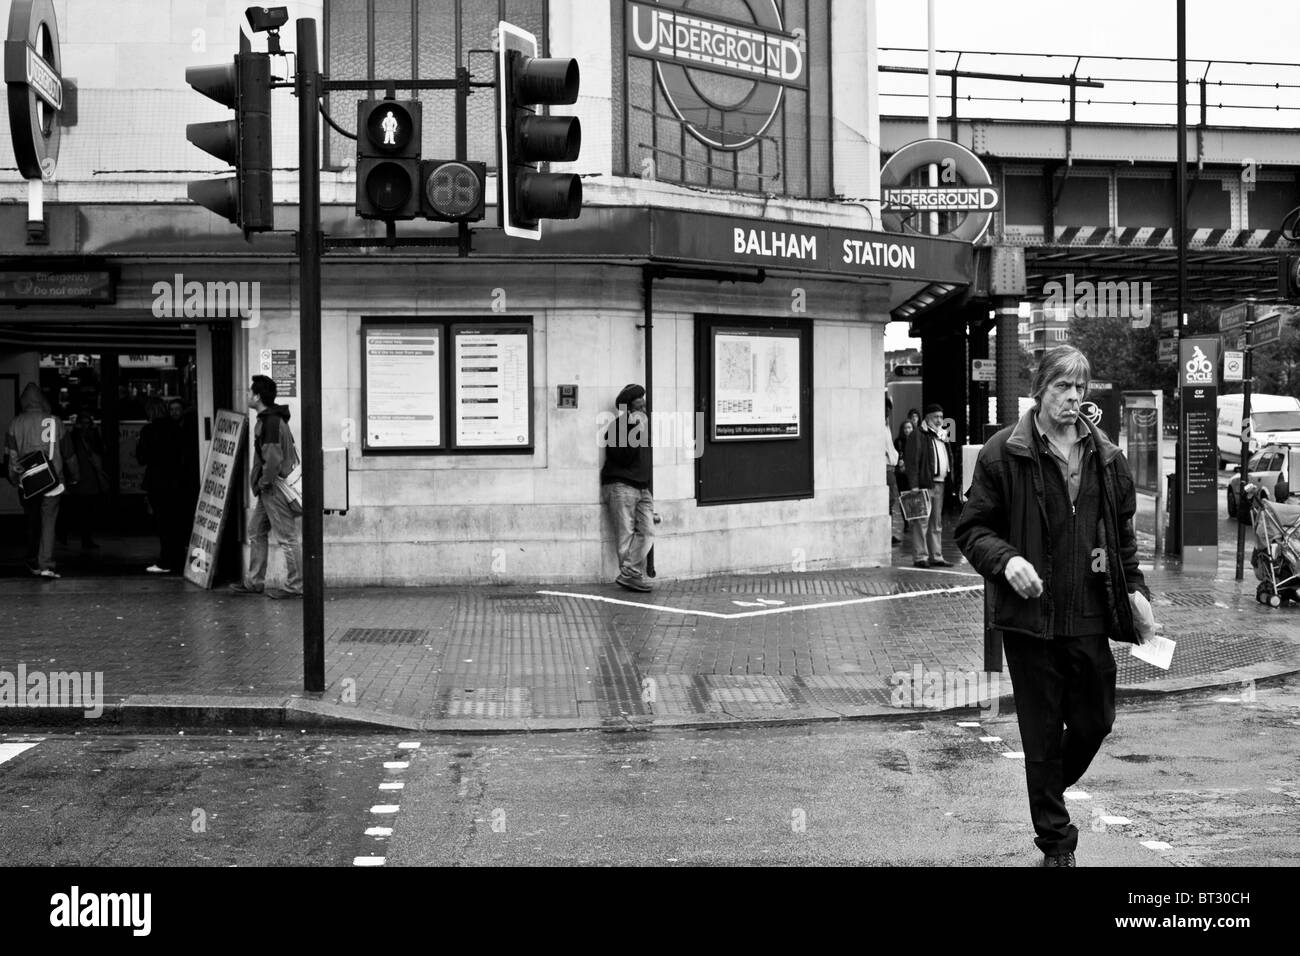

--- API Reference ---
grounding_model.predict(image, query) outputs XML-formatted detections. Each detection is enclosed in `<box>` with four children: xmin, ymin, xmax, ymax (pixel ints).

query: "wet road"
<box><xmin>1</xmin><ymin>673</ymin><xmax>1296</xmax><ymax>866</ymax></box>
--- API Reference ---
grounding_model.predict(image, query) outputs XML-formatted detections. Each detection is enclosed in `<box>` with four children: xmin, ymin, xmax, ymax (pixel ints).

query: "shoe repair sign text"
<box><xmin>185</xmin><ymin>409</ymin><xmax>247</xmax><ymax>590</ymax></box>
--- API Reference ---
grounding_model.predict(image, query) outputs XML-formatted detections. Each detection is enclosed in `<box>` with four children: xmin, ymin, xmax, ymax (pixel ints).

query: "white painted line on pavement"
<box><xmin>538</xmin><ymin>584</ymin><xmax>984</xmax><ymax>620</ymax></box>
<box><xmin>365</xmin><ymin>827</ymin><xmax>394</xmax><ymax>837</ymax></box>
<box><xmin>955</xmin><ymin>721</ymin><xmax>981</xmax><ymax>728</ymax></box>
<box><xmin>379</xmin><ymin>781</ymin><xmax>404</xmax><ymax>790</ymax></box>
<box><xmin>398</xmin><ymin>742</ymin><xmax>421</xmax><ymax>749</ymax></box>
<box><xmin>979</xmin><ymin>736</ymin><xmax>1002</xmax><ymax>743</ymax></box>
<box><xmin>1100</xmin><ymin>816</ymin><xmax>1131</xmax><ymax>825</ymax></box>
<box><xmin>1141</xmin><ymin>840</ymin><xmax>1172</xmax><ymax>850</ymax></box>
<box><xmin>1214</xmin><ymin>696</ymin><xmax>1240</xmax><ymax>703</ymax></box>
<box><xmin>1065</xmin><ymin>791</ymin><xmax>1090</xmax><ymax>801</ymax></box>
<box><xmin>383</xmin><ymin>761</ymin><xmax>409</xmax><ymax>770</ymax></box>
<box><xmin>353</xmin><ymin>856</ymin><xmax>386</xmax><ymax>866</ymax></box>
<box><xmin>901</xmin><ymin>566</ymin><xmax>982</xmax><ymax>578</ymax></box>
<box><xmin>0</xmin><ymin>743</ymin><xmax>39</xmax><ymax>767</ymax></box>
<box><xmin>1002</xmin><ymin>751</ymin><xmax>1025</xmax><ymax>760</ymax></box>
<box><xmin>370</xmin><ymin>805</ymin><xmax>400</xmax><ymax>814</ymax></box>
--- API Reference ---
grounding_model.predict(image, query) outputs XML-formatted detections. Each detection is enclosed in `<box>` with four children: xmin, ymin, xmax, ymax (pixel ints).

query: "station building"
<box><xmin>0</xmin><ymin>0</ymin><xmax>975</xmax><ymax>585</ymax></box>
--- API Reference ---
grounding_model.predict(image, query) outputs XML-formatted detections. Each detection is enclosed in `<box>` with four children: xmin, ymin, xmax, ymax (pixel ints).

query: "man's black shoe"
<box><xmin>266</xmin><ymin>588</ymin><xmax>303</xmax><ymax>600</ymax></box>
<box><xmin>1041</xmin><ymin>851</ymin><xmax>1076</xmax><ymax>867</ymax></box>
<box><xmin>913</xmin><ymin>559</ymin><xmax>930</xmax><ymax>568</ymax></box>
<box><xmin>929</xmin><ymin>558</ymin><xmax>953</xmax><ymax>567</ymax></box>
<box><xmin>227</xmin><ymin>583</ymin><xmax>263</xmax><ymax>596</ymax></box>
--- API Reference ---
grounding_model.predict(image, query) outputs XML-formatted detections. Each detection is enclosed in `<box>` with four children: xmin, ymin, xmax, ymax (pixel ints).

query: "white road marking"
<box><xmin>379</xmin><ymin>781</ymin><xmax>404</xmax><ymax>790</ymax></box>
<box><xmin>1214</xmin><ymin>696</ymin><xmax>1240</xmax><ymax>703</ymax></box>
<box><xmin>397</xmin><ymin>742</ymin><xmax>421</xmax><ymax>750</ymax></box>
<box><xmin>0</xmin><ymin>743</ymin><xmax>39</xmax><ymax>767</ymax></box>
<box><xmin>370</xmin><ymin>805</ymin><xmax>400</xmax><ymax>814</ymax></box>
<box><xmin>1100</xmin><ymin>815</ymin><xmax>1131</xmax><ymax>825</ymax></box>
<box><xmin>955</xmin><ymin>721</ymin><xmax>981</xmax><ymax>728</ymax></box>
<box><xmin>1141</xmin><ymin>840</ymin><xmax>1172</xmax><ymax>850</ymax></box>
<box><xmin>979</xmin><ymin>736</ymin><xmax>1002</xmax><ymax>743</ymax></box>
<box><xmin>538</xmin><ymin>584</ymin><xmax>983</xmax><ymax>620</ymax></box>
<box><xmin>902</xmin><ymin>567</ymin><xmax>982</xmax><ymax>578</ymax></box>
<box><xmin>383</xmin><ymin>761</ymin><xmax>409</xmax><ymax>770</ymax></box>
<box><xmin>1002</xmin><ymin>751</ymin><xmax>1025</xmax><ymax>760</ymax></box>
<box><xmin>1065</xmin><ymin>790</ymin><xmax>1090</xmax><ymax>801</ymax></box>
<box><xmin>365</xmin><ymin>827</ymin><xmax>393</xmax><ymax>837</ymax></box>
<box><xmin>353</xmin><ymin>856</ymin><xmax>386</xmax><ymax>866</ymax></box>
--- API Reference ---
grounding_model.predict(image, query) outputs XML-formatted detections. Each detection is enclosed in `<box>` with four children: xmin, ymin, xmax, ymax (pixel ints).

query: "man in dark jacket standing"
<box><xmin>955</xmin><ymin>346</ymin><xmax>1158</xmax><ymax>867</ymax></box>
<box><xmin>229</xmin><ymin>375</ymin><xmax>302</xmax><ymax>599</ymax></box>
<box><xmin>600</xmin><ymin>384</ymin><xmax>654</xmax><ymax>592</ymax></box>
<box><xmin>904</xmin><ymin>402</ymin><xmax>953</xmax><ymax>567</ymax></box>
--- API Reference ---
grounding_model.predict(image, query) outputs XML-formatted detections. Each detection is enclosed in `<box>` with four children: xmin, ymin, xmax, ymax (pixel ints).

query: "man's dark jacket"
<box><xmin>955</xmin><ymin>409</ymin><xmax>1149</xmax><ymax>666</ymax></box>
<box><xmin>904</xmin><ymin>421</ymin><xmax>947</xmax><ymax>489</ymax></box>
<box><xmin>600</xmin><ymin>411</ymin><xmax>652</xmax><ymax>489</ymax></box>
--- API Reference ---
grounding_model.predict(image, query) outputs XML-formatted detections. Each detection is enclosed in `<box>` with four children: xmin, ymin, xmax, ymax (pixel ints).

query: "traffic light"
<box><xmin>420</xmin><ymin>160</ymin><xmax>486</xmax><ymax>222</ymax></box>
<box><xmin>497</xmin><ymin>20</ymin><xmax>582</xmax><ymax>240</ymax></box>
<box><xmin>356</xmin><ymin>98</ymin><xmax>421</xmax><ymax>220</ymax></box>
<box><xmin>1280</xmin><ymin>253</ymin><xmax>1300</xmax><ymax>300</ymax></box>
<box><xmin>185</xmin><ymin>34</ymin><xmax>273</xmax><ymax>233</ymax></box>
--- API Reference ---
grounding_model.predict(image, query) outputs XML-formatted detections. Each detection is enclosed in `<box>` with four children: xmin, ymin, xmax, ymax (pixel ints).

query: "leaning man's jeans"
<box><xmin>246</xmin><ymin>484</ymin><xmax>303</xmax><ymax>593</ymax></box>
<box><xmin>1002</xmin><ymin>632</ymin><xmax>1117</xmax><ymax>856</ymax></box>
<box><xmin>604</xmin><ymin>481</ymin><xmax>654</xmax><ymax>578</ymax></box>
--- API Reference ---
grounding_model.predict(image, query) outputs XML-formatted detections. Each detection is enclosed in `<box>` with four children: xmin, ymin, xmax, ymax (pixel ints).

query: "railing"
<box><xmin>878</xmin><ymin>48</ymin><xmax>1300</xmax><ymax>130</ymax></box>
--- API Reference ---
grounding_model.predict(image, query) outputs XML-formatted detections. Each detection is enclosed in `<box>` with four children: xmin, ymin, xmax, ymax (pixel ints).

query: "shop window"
<box><xmin>360</xmin><ymin>317</ymin><xmax>534</xmax><ymax>455</ymax></box>
<box><xmin>694</xmin><ymin>315</ymin><xmax>813</xmax><ymax>504</ymax></box>
<box><xmin>323</xmin><ymin>0</ymin><xmax>546</xmax><ymax>171</ymax></box>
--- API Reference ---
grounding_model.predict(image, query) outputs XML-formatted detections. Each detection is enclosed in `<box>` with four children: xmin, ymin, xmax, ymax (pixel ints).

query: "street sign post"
<box><xmin>1158</xmin><ymin>337</ymin><xmax>1178</xmax><ymax>363</ymax></box>
<box><xmin>971</xmin><ymin>358</ymin><xmax>996</xmax><ymax>382</ymax></box>
<box><xmin>1160</xmin><ymin>310</ymin><xmax>1180</xmax><ymax>331</ymax></box>
<box><xmin>1218</xmin><ymin>302</ymin><xmax>1248</xmax><ymax>334</ymax></box>
<box><xmin>1250</xmin><ymin>312</ymin><xmax>1282</xmax><ymax>348</ymax></box>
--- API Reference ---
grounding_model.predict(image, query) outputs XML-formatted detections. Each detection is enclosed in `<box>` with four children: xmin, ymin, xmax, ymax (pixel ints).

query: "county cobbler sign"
<box><xmin>626</xmin><ymin>0</ymin><xmax>806</xmax><ymax>151</ymax></box>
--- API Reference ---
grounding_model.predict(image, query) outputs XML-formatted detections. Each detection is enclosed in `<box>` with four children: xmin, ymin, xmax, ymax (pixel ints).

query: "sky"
<box><xmin>874</xmin><ymin>0</ymin><xmax>1300</xmax><ymax>351</ymax></box>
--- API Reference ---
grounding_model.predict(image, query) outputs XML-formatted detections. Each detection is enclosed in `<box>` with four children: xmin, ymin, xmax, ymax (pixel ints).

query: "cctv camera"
<box><xmin>246</xmin><ymin>6</ymin><xmax>289</xmax><ymax>32</ymax></box>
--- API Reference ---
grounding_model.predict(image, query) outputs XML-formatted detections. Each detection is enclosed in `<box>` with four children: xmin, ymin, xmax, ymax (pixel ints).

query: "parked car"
<box><xmin>1227</xmin><ymin>444</ymin><xmax>1294</xmax><ymax>521</ymax></box>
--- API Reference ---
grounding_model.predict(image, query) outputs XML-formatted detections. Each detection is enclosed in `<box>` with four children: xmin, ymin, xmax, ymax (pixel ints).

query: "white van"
<box><xmin>1217</xmin><ymin>393</ymin><xmax>1300</xmax><ymax>466</ymax></box>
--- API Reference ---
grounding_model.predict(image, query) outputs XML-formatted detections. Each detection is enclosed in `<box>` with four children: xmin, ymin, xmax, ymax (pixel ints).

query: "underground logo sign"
<box><xmin>4</xmin><ymin>0</ymin><xmax>62</xmax><ymax>180</ymax></box>
<box><xmin>627</xmin><ymin>0</ymin><xmax>806</xmax><ymax>151</ymax></box>
<box><xmin>879</xmin><ymin>139</ymin><xmax>998</xmax><ymax>243</ymax></box>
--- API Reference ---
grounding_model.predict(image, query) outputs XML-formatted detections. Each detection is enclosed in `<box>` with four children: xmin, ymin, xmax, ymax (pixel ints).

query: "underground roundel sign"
<box><xmin>880</xmin><ymin>139</ymin><xmax>998</xmax><ymax>243</ymax></box>
<box><xmin>626</xmin><ymin>0</ymin><xmax>807</xmax><ymax>152</ymax></box>
<box><xmin>4</xmin><ymin>0</ymin><xmax>62</xmax><ymax>180</ymax></box>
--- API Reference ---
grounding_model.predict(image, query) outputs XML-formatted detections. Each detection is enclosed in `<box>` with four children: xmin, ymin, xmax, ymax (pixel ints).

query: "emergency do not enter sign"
<box><xmin>971</xmin><ymin>358</ymin><xmax>996</xmax><ymax>382</ymax></box>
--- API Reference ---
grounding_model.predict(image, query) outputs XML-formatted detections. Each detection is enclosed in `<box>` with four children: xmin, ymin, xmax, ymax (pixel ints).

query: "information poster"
<box><xmin>259</xmin><ymin>348</ymin><xmax>297</xmax><ymax>398</ymax></box>
<box><xmin>453</xmin><ymin>325</ymin><xmax>532</xmax><ymax>448</ymax></box>
<box><xmin>184</xmin><ymin>409</ymin><xmax>246</xmax><ymax>590</ymax></box>
<box><xmin>117</xmin><ymin>421</ymin><xmax>146</xmax><ymax>495</ymax></box>
<box><xmin>1178</xmin><ymin>337</ymin><xmax>1219</xmax><ymax>568</ymax></box>
<box><xmin>363</xmin><ymin>327</ymin><xmax>443</xmax><ymax>450</ymax></box>
<box><xmin>713</xmin><ymin>329</ymin><xmax>800</xmax><ymax>439</ymax></box>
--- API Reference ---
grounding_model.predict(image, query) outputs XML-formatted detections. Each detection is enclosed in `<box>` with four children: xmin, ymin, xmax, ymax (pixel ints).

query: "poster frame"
<box><xmin>710</xmin><ymin>326</ymin><xmax>802</xmax><ymax>442</ymax></box>
<box><xmin>360</xmin><ymin>320</ymin><xmax>446</xmax><ymax>455</ymax></box>
<box><xmin>449</xmin><ymin>321</ymin><xmax>535</xmax><ymax>452</ymax></box>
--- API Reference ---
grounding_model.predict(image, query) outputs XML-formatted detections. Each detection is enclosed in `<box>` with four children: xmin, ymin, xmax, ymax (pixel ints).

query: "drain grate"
<box><xmin>339</xmin><ymin>627</ymin><xmax>429</xmax><ymax>644</ymax></box>
<box><xmin>485</xmin><ymin>595</ymin><xmax>562</xmax><ymax>613</ymax></box>
<box><xmin>1162</xmin><ymin>591</ymin><xmax>1218</xmax><ymax>607</ymax></box>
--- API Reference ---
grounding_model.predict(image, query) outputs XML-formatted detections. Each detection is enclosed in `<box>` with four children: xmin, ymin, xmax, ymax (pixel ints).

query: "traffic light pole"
<box><xmin>297</xmin><ymin>18</ymin><xmax>325</xmax><ymax>692</ymax></box>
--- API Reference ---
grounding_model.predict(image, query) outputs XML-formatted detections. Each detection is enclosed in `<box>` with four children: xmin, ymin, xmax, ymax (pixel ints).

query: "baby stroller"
<box><xmin>1246</xmin><ymin>483</ymin><xmax>1300</xmax><ymax>607</ymax></box>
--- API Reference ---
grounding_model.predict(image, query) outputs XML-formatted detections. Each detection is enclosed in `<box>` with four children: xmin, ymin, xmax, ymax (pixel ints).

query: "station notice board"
<box><xmin>185</xmin><ymin>409</ymin><xmax>247</xmax><ymax>589</ymax></box>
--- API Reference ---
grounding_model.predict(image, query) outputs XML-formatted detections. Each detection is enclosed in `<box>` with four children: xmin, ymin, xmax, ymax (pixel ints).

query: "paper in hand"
<box><xmin>1130</xmin><ymin>634</ymin><xmax>1175</xmax><ymax>670</ymax></box>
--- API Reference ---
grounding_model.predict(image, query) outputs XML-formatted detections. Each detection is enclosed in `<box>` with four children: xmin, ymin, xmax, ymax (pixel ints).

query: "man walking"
<box><xmin>600</xmin><ymin>384</ymin><xmax>654</xmax><ymax>592</ymax></box>
<box><xmin>904</xmin><ymin>402</ymin><xmax>952</xmax><ymax>567</ymax></box>
<box><xmin>229</xmin><ymin>375</ymin><xmax>302</xmax><ymax>599</ymax></box>
<box><xmin>5</xmin><ymin>383</ymin><xmax>78</xmax><ymax>578</ymax></box>
<box><xmin>955</xmin><ymin>346</ymin><xmax>1158</xmax><ymax>867</ymax></box>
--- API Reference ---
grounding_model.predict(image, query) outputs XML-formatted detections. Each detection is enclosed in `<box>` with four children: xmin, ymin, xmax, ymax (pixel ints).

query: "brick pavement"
<box><xmin>1</xmin><ymin>517</ymin><xmax>1297</xmax><ymax>730</ymax></box>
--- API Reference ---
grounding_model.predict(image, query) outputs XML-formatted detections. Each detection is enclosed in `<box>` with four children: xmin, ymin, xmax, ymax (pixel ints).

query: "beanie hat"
<box><xmin>923</xmin><ymin>403</ymin><xmax>943</xmax><ymax>416</ymax></box>
<box><xmin>615</xmin><ymin>384</ymin><xmax>646</xmax><ymax>407</ymax></box>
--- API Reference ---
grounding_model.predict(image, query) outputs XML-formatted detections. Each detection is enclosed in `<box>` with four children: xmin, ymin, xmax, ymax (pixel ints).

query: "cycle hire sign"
<box><xmin>1178</xmin><ymin>337</ymin><xmax>1219</xmax><ymax>571</ymax></box>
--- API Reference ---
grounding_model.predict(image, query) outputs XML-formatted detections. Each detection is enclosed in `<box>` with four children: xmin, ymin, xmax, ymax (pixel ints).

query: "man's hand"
<box><xmin>1003</xmin><ymin>555</ymin><xmax>1043</xmax><ymax>599</ymax></box>
<box><xmin>1128</xmin><ymin>590</ymin><xmax>1159</xmax><ymax>644</ymax></box>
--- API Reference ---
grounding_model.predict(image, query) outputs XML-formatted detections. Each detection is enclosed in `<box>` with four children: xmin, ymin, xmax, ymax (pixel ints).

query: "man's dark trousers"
<box><xmin>1003</xmin><ymin>632</ymin><xmax>1117</xmax><ymax>855</ymax></box>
